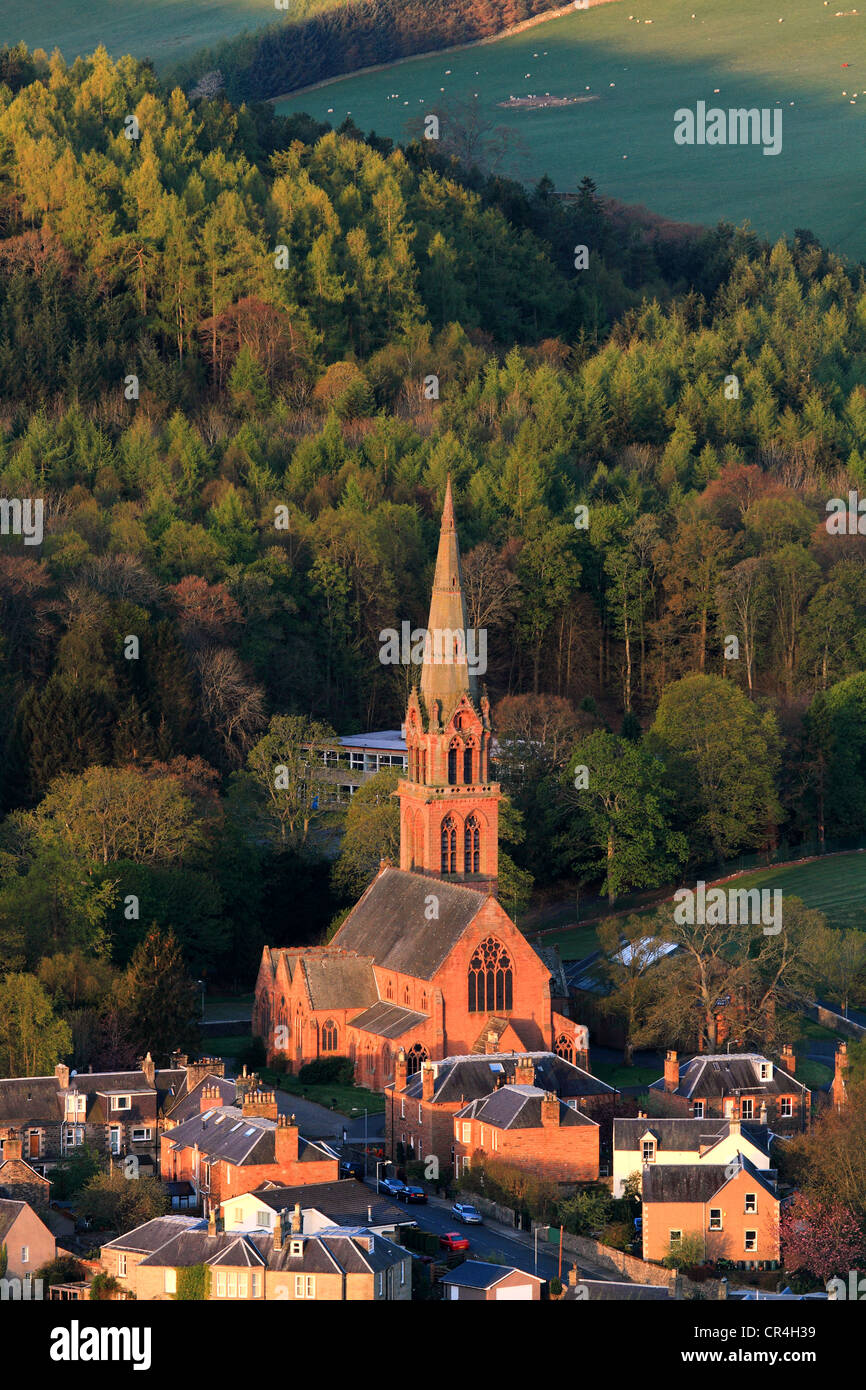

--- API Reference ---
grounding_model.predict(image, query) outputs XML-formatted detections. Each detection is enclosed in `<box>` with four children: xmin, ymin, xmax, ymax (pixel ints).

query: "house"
<box><xmin>612</xmin><ymin>1116</ymin><xmax>775</xmax><ymax>1197</ymax></box>
<box><xmin>159</xmin><ymin>1086</ymin><xmax>339</xmax><ymax>1214</ymax></box>
<box><xmin>641</xmin><ymin>1154</ymin><xmax>781</xmax><ymax>1269</ymax></box>
<box><xmin>385</xmin><ymin>1050</ymin><xmax>615</xmax><ymax>1183</ymax></box>
<box><xmin>220</xmin><ymin>1181</ymin><xmax>410</xmax><ymax>1239</ymax></box>
<box><xmin>254</xmin><ymin>482</ymin><xmax>586</xmax><ymax>1089</ymax></box>
<box><xmin>0</xmin><ymin>1054</ymin><xmax>227</xmax><ymax>1176</ymax></box>
<box><xmin>0</xmin><ymin>1129</ymin><xmax>51</xmax><ymax>1209</ymax></box>
<box><xmin>441</xmin><ymin>1261</ymin><xmax>543</xmax><ymax>1300</ymax></box>
<box><xmin>562</xmin><ymin>1265</ymin><xmax>675</xmax><ymax>1300</ymax></box>
<box><xmin>649</xmin><ymin>1050</ymin><xmax>810</xmax><ymax>1133</ymax></box>
<box><xmin>0</xmin><ymin>1197</ymin><xmax>55</xmax><ymax>1280</ymax></box>
<box><xmin>101</xmin><ymin>1209</ymin><xmax>411</xmax><ymax>1301</ymax></box>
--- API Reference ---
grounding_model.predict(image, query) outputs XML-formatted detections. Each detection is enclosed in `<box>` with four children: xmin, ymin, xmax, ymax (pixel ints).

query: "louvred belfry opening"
<box><xmin>397</xmin><ymin>477</ymin><xmax>500</xmax><ymax>892</ymax></box>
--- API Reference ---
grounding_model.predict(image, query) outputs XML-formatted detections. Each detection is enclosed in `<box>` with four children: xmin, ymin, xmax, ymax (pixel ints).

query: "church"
<box><xmin>253</xmin><ymin>480</ymin><xmax>586</xmax><ymax>1091</ymax></box>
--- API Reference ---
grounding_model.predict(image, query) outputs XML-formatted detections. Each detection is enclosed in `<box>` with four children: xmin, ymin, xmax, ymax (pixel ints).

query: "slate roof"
<box><xmin>650</xmin><ymin>1054</ymin><xmax>809</xmax><ymax>1099</ymax></box>
<box><xmin>562</xmin><ymin>1279</ymin><xmax>673</xmax><ymax>1301</ymax></box>
<box><xmin>102</xmin><ymin>1216</ymin><xmax>205</xmax><ymax>1254</ymax></box>
<box><xmin>331</xmin><ymin>867</ymin><xmax>489</xmax><ymax>980</ymax></box>
<box><xmin>0</xmin><ymin>1067</ymin><xmax>196</xmax><ymax>1127</ymax></box>
<box><xmin>164</xmin><ymin>1106</ymin><xmax>335</xmax><ymax>1167</ymax></box>
<box><xmin>641</xmin><ymin>1154</ymin><xmax>778</xmax><ymax>1205</ymax></box>
<box><xmin>164</xmin><ymin>1074</ymin><xmax>236</xmax><ymax>1125</ymax></box>
<box><xmin>298</xmin><ymin>951</ymin><xmax>379</xmax><ymax>1011</ymax></box>
<box><xmin>399</xmin><ymin>1052</ymin><xmax>615</xmax><ymax>1104</ymax></box>
<box><xmin>0</xmin><ymin>1199</ymin><xmax>27</xmax><ymax>1244</ymax></box>
<box><xmin>614</xmin><ymin>1118</ymin><xmax>773</xmax><ymax>1157</ymax></box>
<box><xmin>441</xmin><ymin>1260</ymin><xmax>542</xmax><ymax>1289</ymax></box>
<box><xmin>127</xmin><ymin>1223</ymin><xmax>407</xmax><ymax>1275</ymax></box>
<box><xmin>0</xmin><ymin>1078</ymin><xmax>61</xmax><ymax>1124</ymax></box>
<box><xmin>455</xmin><ymin>1085</ymin><xmax>597</xmax><ymax>1130</ymax></box>
<box><xmin>245</xmin><ymin>1180</ymin><xmax>406</xmax><ymax>1229</ymax></box>
<box><xmin>349</xmin><ymin>1001</ymin><xmax>428</xmax><ymax>1039</ymax></box>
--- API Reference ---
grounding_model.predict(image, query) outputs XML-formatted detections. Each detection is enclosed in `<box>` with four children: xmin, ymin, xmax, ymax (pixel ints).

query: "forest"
<box><xmin>1</xmin><ymin>46</ymin><xmax>866</xmax><ymax>1069</ymax></box>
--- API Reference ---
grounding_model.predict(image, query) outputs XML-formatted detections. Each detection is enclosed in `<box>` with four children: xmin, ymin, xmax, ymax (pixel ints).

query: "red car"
<box><xmin>439</xmin><ymin>1231</ymin><xmax>470</xmax><ymax>1252</ymax></box>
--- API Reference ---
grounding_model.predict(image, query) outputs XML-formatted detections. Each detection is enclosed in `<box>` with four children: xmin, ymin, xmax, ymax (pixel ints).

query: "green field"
<box><xmin>0</xmin><ymin>0</ymin><xmax>338</xmax><ymax>70</ymax></box>
<box><xmin>276</xmin><ymin>0</ymin><xmax>866</xmax><ymax>261</ymax></box>
<box><xmin>540</xmin><ymin>850</ymin><xmax>866</xmax><ymax>959</ymax></box>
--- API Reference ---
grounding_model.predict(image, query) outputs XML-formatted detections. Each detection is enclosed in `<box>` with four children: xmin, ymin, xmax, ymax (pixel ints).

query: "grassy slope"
<box><xmin>276</xmin><ymin>0</ymin><xmax>866</xmax><ymax>261</ymax></box>
<box><xmin>0</xmin><ymin>0</ymin><xmax>346</xmax><ymax>71</ymax></box>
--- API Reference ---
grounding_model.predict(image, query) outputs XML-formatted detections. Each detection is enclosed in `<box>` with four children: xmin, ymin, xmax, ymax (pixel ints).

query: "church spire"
<box><xmin>420</xmin><ymin>476</ymin><xmax>479</xmax><ymax>716</ymax></box>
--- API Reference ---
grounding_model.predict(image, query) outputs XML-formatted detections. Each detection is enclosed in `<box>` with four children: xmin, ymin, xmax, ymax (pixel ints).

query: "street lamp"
<box><xmin>376</xmin><ymin>1158</ymin><xmax>394</xmax><ymax>1189</ymax></box>
<box><xmin>196</xmin><ymin>979</ymin><xmax>205</xmax><ymax>1020</ymax></box>
<box><xmin>534</xmin><ymin>1224</ymin><xmax>549</xmax><ymax>1275</ymax></box>
<box><xmin>350</xmin><ymin>1107</ymin><xmax>369</xmax><ymax>1178</ymax></box>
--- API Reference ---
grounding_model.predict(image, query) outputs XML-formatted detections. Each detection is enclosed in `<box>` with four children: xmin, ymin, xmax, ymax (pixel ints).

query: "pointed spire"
<box><xmin>420</xmin><ymin>475</ymin><xmax>478</xmax><ymax>714</ymax></box>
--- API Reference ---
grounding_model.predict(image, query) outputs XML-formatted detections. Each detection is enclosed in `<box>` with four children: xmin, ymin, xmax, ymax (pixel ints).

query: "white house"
<box><xmin>612</xmin><ymin>1116</ymin><xmax>774</xmax><ymax>1197</ymax></box>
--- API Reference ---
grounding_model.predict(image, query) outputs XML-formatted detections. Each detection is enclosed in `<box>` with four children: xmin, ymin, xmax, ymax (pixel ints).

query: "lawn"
<box><xmin>203</xmin><ymin>993</ymin><xmax>253</xmax><ymax>1023</ymax></box>
<box><xmin>591</xmin><ymin>1061</ymin><xmax>659</xmax><ymax>1089</ymax></box>
<box><xmin>261</xmin><ymin>1069</ymin><xmax>386</xmax><ymax>1115</ymax></box>
<box><xmin>276</xmin><ymin>0</ymin><xmax>866</xmax><ymax>262</ymax></box>
<box><xmin>1</xmin><ymin>0</ymin><xmax>343</xmax><ymax>71</ymax></box>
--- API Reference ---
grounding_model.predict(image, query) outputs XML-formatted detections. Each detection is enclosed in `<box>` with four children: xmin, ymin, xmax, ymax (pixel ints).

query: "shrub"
<box><xmin>176</xmin><ymin>1264</ymin><xmax>212</xmax><ymax>1300</ymax></box>
<box><xmin>297</xmin><ymin>1056</ymin><xmax>354</xmax><ymax>1085</ymax></box>
<box><xmin>90</xmin><ymin>1273</ymin><xmax>121</xmax><ymax>1300</ymax></box>
<box><xmin>549</xmin><ymin>1277</ymin><xmax>563</xmax><ymax>1297</ymax></box>
<box><xmin>600</xmin><ymin>1221</ymin><xmax>633</xmax><ymax>1252</ymax></box>
<box><xmin>661</xmin><ymin>1232</ymin><xmax>705</xmax><ymax>1270</ymax></box>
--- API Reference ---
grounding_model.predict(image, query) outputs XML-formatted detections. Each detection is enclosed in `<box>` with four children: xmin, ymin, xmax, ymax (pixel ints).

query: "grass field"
<box><xmin>537</xmin><ymin>850</ymin><xmax>866</xmax><ymax>959</ymax></box>
<box><xmin>0</xmin><ymin>0</ymin><xmax>340</xmax><ymax>71</ymax></box>
<box><xmin>276</xmin><ymin>0</ymin><xmax>866</xmax><ymax>261</ymax></box>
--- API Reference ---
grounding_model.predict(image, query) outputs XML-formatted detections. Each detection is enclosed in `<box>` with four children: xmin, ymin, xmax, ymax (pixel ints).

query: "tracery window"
<box><xmin>468</xmin><ymin>938</ymin><xmax>513</xmax><ymax>1013</ymax></box>
<box><xmin>464</xmin><ymin>814</ymin><xmax>480</xmax><ymax>874</ymax></box>
<box><xmin>441</xmin><ymin>815</ymin><xmax>457</xmax><ymax>873</ymax></box>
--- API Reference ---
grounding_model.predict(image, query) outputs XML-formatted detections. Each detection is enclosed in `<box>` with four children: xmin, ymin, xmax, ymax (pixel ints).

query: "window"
<box><xmin>723</xmin><ymin>1099</ymin><xmax>734</xmax><ymax>1118</ymax></box>
<box><xmin>216</xmin><ymin>1273</ymin><xmax>226</xmax><ymax>1297</ymax></box>
<box><xmin>693</xmin><ymin>1101</ymin><xmax>704</xmax><ymax>1118</ymax></box>
<box><xmin>62</xmin><ymin>1125</ymin><xmax>84</xmax><ymax>1151</ymax></box>
<box><xmin>464</xmin><ymin>814</ymin><xmax>480</xmax><ymax>874</ymax></box>
<box><xmin>491</xmin><ymin>1130</ymin><xmax>498</xmax><ymax>1151</ymax></box>
<box><xmin>118</xmin><ymin>1255</ymin><xmax>128</xmax><ymax>1278</ymax></box>
<box><xmin>252</xmin><ymin>1272</ymin><xmax>262</xmax><ymax>1298</ymax></box>
<box><xmin>709</xmin><ymin>1209</ymin><xmax>722</xmax><ymax>1230</ymax></box>
<box><xmin>406</xmin><ymin>1044</ymin><xmax>427</xmax><ymax>1076</ymax></box>
<box><xmin>461</xmin><ymin>1123</ymin><xmax>471</xmax><ymax>1144</ymax></box>
<box><xmin>417</xmin><ymin>1104</ymin><xmax>422</xmax><ymax>1123</ymax></box>
<box><xmin>400</xmin><ymin>1098</ymin><xmax>405</xmax><ymax>1119</ymax></box>
<box><xmin>164</xmin><ymin>1270</ymin><xmax>177</xmax><ymax>1294</ymax></box>
<box><xmin>421</xmin><ymin>992</ymin><xmax>427</xmax><ymax>1011</ymax></box>
<box><xmin>65</xmin><ymin>1094</ymin><xmax>85</xmax><ymax>1118</ymax></box>
<box><xmin>759</xmin><ymin>1063</ymin><xmax>771</xmax><ymax>1080</ymax></box>
<box><xmin>744</xmin><ymin>1192</ymin><xmax>757</xmax><ymax>1213</ymax></box>
<box><xmin>642</xmin><ymin>1140</ymin><xmax>655</xmax><ymax>1163</ymax></box>
<box><xmin>257</xmin><ymin>1210</ymin><xmax>271</xmax><ymax>1228</ymax></box>
<box><xmin>745</xmin><ymin>1230</ymin><xmax>757</xmax><ymax>1252</ymax></box>
<box><xmin>467</xmin><ymin>937</ymin><xmax>513</xmax><ymax>1013</ymax></box>
<box><xmin>111</xmin><ymin>1096</ymin><xmax>131</xmax><ymax>1112</ymax></box>
<box><xmin>447</xmin><ymin>745</ymin><xmax>459</xmax><ymax>785</ymax></box>
<box><xmin>377</xmin><ymin>1271</ymin><xmax>384</xmax><ymax>1297</ymax></box>
<box><xmin>290</xmin><ymin>1240</ymin><xmax>303</xmax><ymax>1257</ymax></box>
<box><xmin>131</xmin><ymin>1127</ymin><xmax>152</xmax><ymax>1143</ymax></box>
<box><xmin>386</xmin><ymin>981</ymin><xmax>393</xmax><ymax>1001</ymax></box>
<box><xmin>669</xmin><ymin>1231</ymin><xmax>682</xmax><ymax>1249</ymax></box>
<box><xmin>400</xmin><ymin>1260</ymin><xmax>406</xmax><ymax>1286</ymax></box>
<box><xmin>110</xmin><ymin>1126</ymin><xmax>122</xmax><ymax>1155</ymax></box>
<box><xmin>463</xmin><ymin>748</ymin><xmax>473</xmax><ymax>783</ymax></box>
<box><xmin>780</xmin><ymin>1097</ymin><xmax>793</xmax><ymax>1118</ymax></box>
<box><xmin>555</xmin><ymin>1034</ymin><xmax>574</xmax><ymax>1064</ymax></box>
<box><xmin>238</xmin><ymin>1274</ymin><xmax>248</xmax><ymax>1298</ymax></box>
<box><xmin>321</xmin><ymin>1020</ymin><xmax>338</xmax><ymax>1053</ymax></box>
<box><xmin>440</xmin><ymin>815</ymin><xmax>457</xmax><ymax>873</ymax></box>
<box><xmin>741</xmin><ymin>1098</ymin><xmax>754</xmax><ymax>1120</ymax></box>
<box><xmin>20</xmin><ymin>1246</ymin><xmax>29</xmax><ymax>1264</ymax></box>
<box><xmin>234</xmin><ymin>1207</ymin><xmax>244</xmax><ymax>1225</ymax></box>
<box><xmin>403</xmin><ymin>986</ymin><xmax>410</xmax><ymax>1006</ymax></box>
<box><xmin>295</xmin><ymin>1276</ymin><xmax>315</xmax><ymax>1299</ymax></box>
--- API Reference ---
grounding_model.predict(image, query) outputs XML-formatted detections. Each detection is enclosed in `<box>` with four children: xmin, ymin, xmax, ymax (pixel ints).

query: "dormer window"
<box><xmin>642</xmin><ymin>1139</ymin><xmax>656</xmax><ymax>1163</ymax></box>
<box><xmin>290</xmin><ymin>1240</ymin><xmax>303</xmax><ymax>1256</ymax></box>
<box><xmin>111</xmin><ymin>1095</ymin><xmax>131</xmax><ymax>1111</ymax></box>
<box><xmin>759</xmin><ymin>1062</ymin><xmax>772</xmax><ymax>1081</ymax></box>
<box><xmin>65</xmin><ymin>1094</ymin><xmax>86</xmax><ymax>1118</ymax></box>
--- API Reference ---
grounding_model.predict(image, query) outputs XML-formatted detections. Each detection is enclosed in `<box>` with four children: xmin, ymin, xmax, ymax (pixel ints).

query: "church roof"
<box><xmin>299</xmin><ymin>953</ymin><xmax>379</xmax><ymax>1012</ymax></box>
<box><xmin>349</xmin><ymin>1001</ymin><xmax>429</xmax><ymax>1039</ymax></box>
<box><xmin>331</xmin><ymin>866</ymin><xmax>488</xmax><ymax>981</ymax></box>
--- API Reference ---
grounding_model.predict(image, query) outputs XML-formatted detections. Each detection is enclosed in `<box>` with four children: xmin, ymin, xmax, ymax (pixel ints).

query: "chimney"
<box><xmin>208</xmin><ymin>1208</ymin><xmax>218</xmax><ymax>1237</ymax></box>
<box><xmin>291</xmin><ymin>1203</ymin><xmax>303</xmax><ymax>1235</ymax></box>
<box><xmin>1</xmin><ymin>1128</ymin><xmax>22</xmax><ymax>1162</ymax></box>
<box><xmin>55</xmin><ymin>1063</ymin><xmax>70</xmax><ymax>1090</ymax></box>
<box><xmin>394</xmin><ymin>1049</ymin><xmax>407</xmax><ymax>1092</ymax></box>
<box><xmin>200</xmin><ymin>1083</ymin><xmax>222</xmax><ymax>1114</ymax></box>
<box><xmin>759</xmin><ymin>1101</ymin><xmax>768</xmax><ymax>1126</ymax></box>
<box><xmin>567</xmin><ymin>1264</ymin><xmax>580</xmax><ymax>1288</ymax></box>
<box><xmin>187</xmin><ymin>1057</ymin><xmax>226</xmax><ymax>1093</ymax></box>
<box><xmin>780</xmin><ymin>1043</ymin><xmax>796</xmax><ymax>1076</ymax></box>
<box><xmin>728</xmin><ymin>1116</ymin><xmax>741</xmax><ymax>1137</ymax></box>
<box><xmin>541</xmin><ymin>1092</ymin><xmax>560</xmax><ymax>1128</ymax></box>
<box><xmin>513</xmin><ymin>1056</ymin><xmax>535</xmax><ymax>1086</ymax></box>
<box><xmin>421</xmin><ymin>1062</ymin><xmax>435</xmax><ymax>1103</ymax></box>
<box><xmin>242</xmin><ymin>1089</ymin><xmax>278</xmax><ymax>1121</ymax></box>
<box><xmin>275</xmin><ymin>1113</ymin><xmax>299</xmax><ymax>1165</ymax></box>
<box><xmin>141</xmin><ymin>1052</ymin><xmax>156</xmax><ymax>1087</ymax></box>
<box><xmin>273</xmin><ymin>1208</ymin><xmax>287</xmax><ymax>1252</ymax></box>
<box><xmin>171</xmin><ymin>1051</ymin><xmax>188</xmax><ymax>1069</ymax></box>
<box><xmin>664</xmin><ymin>1050</ymin><xmax>679</xmax><ymax>1094</ymax></box>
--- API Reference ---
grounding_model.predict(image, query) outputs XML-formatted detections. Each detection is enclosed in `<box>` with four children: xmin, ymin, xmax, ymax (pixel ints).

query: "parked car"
<box><xmin>439</xmin><ymin>1231</ymin><xmax>471</xmax><ymax>1252</ymax></box>
<box><xmin>451</xmin><ymin>1202</ymin><xmax>483</xmax><ymax>1224</ymax></box>
<box><xmin>378</xmin><ymin>1177</ymin><xmax>406</xmax><ymax>1197</ymax></box>
<box><xmin>339</xmin><ymin>1159</ymin><xmax>365</xmax><ymax>1180</ymax></box>
<box><xmin>396</xmin><ymin>1185</ymin><xmax>427</xmax><ymax>1204</ymax></box>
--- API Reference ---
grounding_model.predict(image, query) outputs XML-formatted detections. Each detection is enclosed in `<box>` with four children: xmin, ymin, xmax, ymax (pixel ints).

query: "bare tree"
<box><xmin>195</xmin><ymin>647</ymin><xmax>266</xmax><ymax>765</ymax></box>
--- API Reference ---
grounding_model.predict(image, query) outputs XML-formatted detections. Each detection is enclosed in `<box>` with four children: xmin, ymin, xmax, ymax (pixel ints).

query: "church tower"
<box><xmin>398</xmin><ymin>478</ymin><xmax>500</xmax><ymax>892</ymax></box>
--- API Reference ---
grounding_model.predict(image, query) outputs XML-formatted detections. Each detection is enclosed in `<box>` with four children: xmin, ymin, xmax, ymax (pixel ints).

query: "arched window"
<box><xmin>468</xmin><ymin>938</ymin><xmax>513</xmax><ymax>1013</ymax></box>
<box><xmin>386</xmin><ymin>980</ymin><xmax>393</xmax><ymax>1001</ymax></box>
<box><xmin>404</xmin><ymin>985</ymin><xmax>410</xmax><ymax>1006</ymax></box>
<box><xmin>420</xmin><ymin>992</ymin><xmax>427</xmax><ymax>1012</ymax></box>
<box><xmin>322</xmin><ymin>1020</ymin><xmax>338</xmax><ymax>1053</ymax></box>
<box><xmin>406</xmin><ymin>1043</ymin><xmax>428</xmax><ymax>1076</ymax></box>
<box><xmin>447</xmin><ymin>743</ymin><xmax>459</xmax><ymax>785</ymax></box>
<box><xmin>294</xmin><ymin>1004</ymin><xmax>303</xmax><ymax>1050</ymax></box>
<box><xmin>555</xmin><ymin>1034</ymin><xmax>574</xmax><ymax>1064</ymax></box>
<box><xmin>367</xmin><ymin>1047</ymin><xmax>375</xmax><ymax>1073</ymax></box>
<box><xmin>464</xmin><ymin>746</ymin><xmax>473</xmax><ymax>783</ymax></box>
<box><xmin>440</xmin><ymin>815</ymin><xmax>457</xmax><ymax>874</ymax></box>
<box><xmin>464</xmin><ymin>814</ymin><xmax>480</xmax><ymax>874</ymax></box>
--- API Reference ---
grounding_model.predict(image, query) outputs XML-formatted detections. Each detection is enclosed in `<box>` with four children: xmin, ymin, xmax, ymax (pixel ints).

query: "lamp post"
<box><xmin>534</xmin><ymin>1224</ymin><xmax>550</xmax><ymax>1275</ymax></box>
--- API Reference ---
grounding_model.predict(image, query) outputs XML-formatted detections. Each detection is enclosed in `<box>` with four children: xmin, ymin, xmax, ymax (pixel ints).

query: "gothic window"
<box><xmin>294</xmin><ymin>1005</ymin><xmax>303</xmax><ymax>1050</ymax></box>
<box><xmin>447</xmin><ymin>743</ymin><xmax>459</xmax><ymax>785</ymax></box>
<box><xmin>404</xmin><ymin>986</ymin><xmax>410</xmax><ymax>1006</ymax></box>
<box><xmin>421</xmin><ymin>992</ymin><xmax>427</xmax><ymax>1012</ymax></box>
<box><xmin>406</xmin><ymin>1044</ymin><xmax>428</xmax><ymax>1076</ymax></box>
<box><xmin>464</xmin><ymin>814</ymin><xmax>480</xmax><ymax>874</ymax></box>
<box><xmin>440</xmin><ymin>815</ymin><xmax>457</xmax><ymax>874</ymax></box>
<box><xmin>322</xmin><ymin>1020</ymin><xmax>338</xmax><ymax>1053</ymax></box>
<box><xmin>386</xmin><ymin>980</ymin><xmax>393</xmax><ymax>1001</ymax></box>
<box><xmin>463</xmin><ymin>747</ymin><xmax>473</xmax><ymax>783</ymax></box>
<box><xmin>468</xmin><ymin>938</ymin><xmax>513</xmax><ymax>1013</ymax></box>
<box><xmin>555</xmin><ymin>1034</ymin><xmax>574</xmax><ymax>1064</ymax></box>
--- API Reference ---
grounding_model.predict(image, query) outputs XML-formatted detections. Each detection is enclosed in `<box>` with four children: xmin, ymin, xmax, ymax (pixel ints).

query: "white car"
<box><xmin>451</xmin><ymin>1202</ymin><xmax>483</xmax><ymax>1224</ymax></box>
